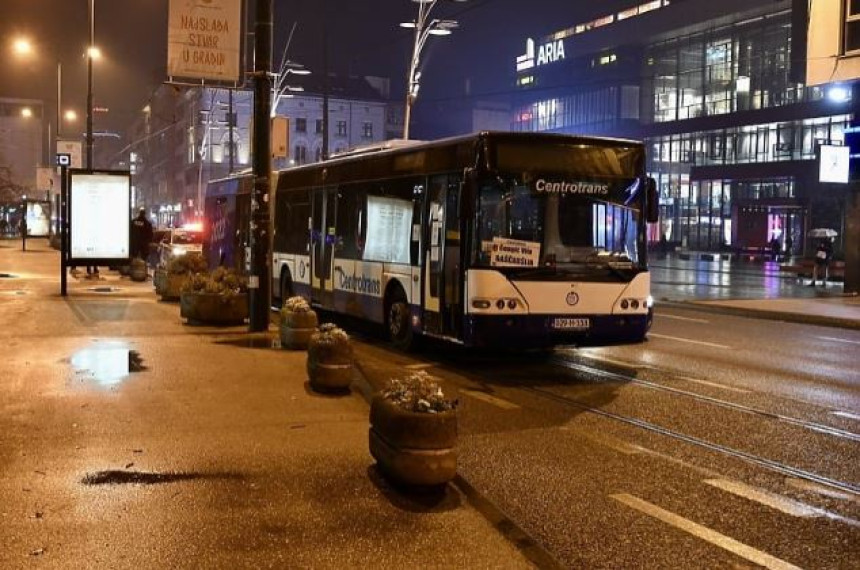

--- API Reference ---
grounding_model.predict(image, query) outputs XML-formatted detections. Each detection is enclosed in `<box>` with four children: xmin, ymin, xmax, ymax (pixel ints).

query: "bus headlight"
<box><xmin>472</xmin><ymin>299</ymin><xmax>491</xmax><ymax>309</ymax></box>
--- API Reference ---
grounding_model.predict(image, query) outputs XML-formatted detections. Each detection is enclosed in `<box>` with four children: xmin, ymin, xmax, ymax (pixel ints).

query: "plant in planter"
<box><xmin>369</xmin><ymin>372</ymin><xmax>458</xmax><ymax>487</ymax></box>
<box><xmin>306</xmin><ymin>323</ymin><xmax>353</xmax><ymax>392</ymax></box>
<box><xmin>155</xmin><ymin>254</ymin><xmax>207</xmax><ymax>301</ymax></box>
<box><xmin>280</xmin><ymin>296</ymin><xmax>318</xmax><ymax>350</ymax></box>
<box><xmin>179</xmin><ymin>266</ymin><xmax>248</xmax><ymax>325</ymax></box>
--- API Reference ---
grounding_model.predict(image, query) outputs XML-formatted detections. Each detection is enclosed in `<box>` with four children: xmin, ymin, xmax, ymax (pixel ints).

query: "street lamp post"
<box><xmin>86</xmin><ymin>0</ymin><xmax>95</xmax><ymax>169</ymax></box>
<box><xmin>400</xmin><ymin>0</ymin><xmax>465</xmax><ymax>140</ymax></box>
<box><xmin>10</xmin><ymin>37</ymin><xmax>78</xmax><ymax>241</ymax></box>
<box><xmin>249</xmin><ymin>0</ymin><xmax>274</xmax><ymax>332</ymax></box>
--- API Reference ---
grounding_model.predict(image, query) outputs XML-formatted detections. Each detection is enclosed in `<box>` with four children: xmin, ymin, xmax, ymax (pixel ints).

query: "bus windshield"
<box><xmin>475</xmin><ymin>174</ymin><xmax>644</xmax><ymax>275</ymax></box>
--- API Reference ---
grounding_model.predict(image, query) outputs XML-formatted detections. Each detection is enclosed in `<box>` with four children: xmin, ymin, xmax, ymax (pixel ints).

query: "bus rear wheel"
<box><xmin>386</xmin><ymin>294</ymin><xmax>413</xmax><ymax>351</ymax></box>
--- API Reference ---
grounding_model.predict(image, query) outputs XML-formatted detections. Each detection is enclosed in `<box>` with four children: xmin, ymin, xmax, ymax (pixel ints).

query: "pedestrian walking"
<box><xmin>810</xmin><ymin>238</ymin><xmax>833</xmax><ymax>286</ymax></box>
<box><xmin>769</xmin><ymin>234</ymin><xmax>780</xmax><ymax>262</ymax></box>
<box><xmin>130</xmin><ymin>208</ymin><xmax>154</xmax><ymax>263</ymax></box>
<box><xmin>19</xmin><ymin>217</ymin><xmax>27</xmax><ymax>251</ymax></box>
<box><xmin>785</xmin><ymin>234</ymin><xmax>793</xmax><ymax>259</ymax></box>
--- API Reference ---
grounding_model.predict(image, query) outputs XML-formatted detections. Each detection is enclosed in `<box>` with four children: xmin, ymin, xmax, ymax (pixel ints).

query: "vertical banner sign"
<box><xmin>167</xmin><ymin>0</ymin><xmax>241</xmax><ymax>83</ymax></box>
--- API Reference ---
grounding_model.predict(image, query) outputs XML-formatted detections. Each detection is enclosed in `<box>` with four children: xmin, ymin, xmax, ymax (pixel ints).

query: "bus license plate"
<box><xmin>552</xmin><ymin>317</ymin><xmax>590</xmax><ymax>330</ymax></box>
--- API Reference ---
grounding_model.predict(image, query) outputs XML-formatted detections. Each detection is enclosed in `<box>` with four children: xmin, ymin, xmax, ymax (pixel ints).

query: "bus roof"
<box><xmin>275</xmin><ymin>131</ymin><xmax>645</xmax><ymax>190</ymax></box>
<box><xmin>205</xmin><ymin>170</ymin><xmax>254</xmax><ymax>198</ymax></box>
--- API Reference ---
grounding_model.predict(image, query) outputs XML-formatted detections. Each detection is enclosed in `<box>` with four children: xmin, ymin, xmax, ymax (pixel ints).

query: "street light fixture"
<box><xmin>13</xmin><ymin>38</ymin><xmax>33</xmax><ymax>56</ymax></box>
<box><xmin>400</xmin><ymin>0</ymin><xmax>467</xmax><ymax>139</ymax></box>
<box><xmin>21</xmin><ymin>107</ymin><xmax>33</xmax><ymax>119</ymax></box>
<box><xmin>271</xmin><ymin>61</ymin><xmax>311</xmax><ymax>118</ymax></box>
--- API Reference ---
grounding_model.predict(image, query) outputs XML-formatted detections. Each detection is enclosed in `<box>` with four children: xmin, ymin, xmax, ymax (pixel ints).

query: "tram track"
<box><xmin>520</xmin><ymin>372</ymin><xmax>860</xmax><ymax>497</ymax></box>
<box><xmin>349</xmin><ymin>335</ymin><xmax>860</xmax><ymax>496</ymax></box>
<box><xmin>549</xmin><ymin>355</ymin><xmax>860</xmax><ymax>443</ymax></box>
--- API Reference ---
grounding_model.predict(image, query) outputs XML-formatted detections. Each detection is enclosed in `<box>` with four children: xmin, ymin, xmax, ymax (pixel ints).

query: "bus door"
<box><xmin>423</xmin><ymin>174</ymin><xmax>462</xmax><ymax>338</ymax></box>
<box><xmin>311</xmin><ymin>186</ymin><xmax>337</xmax><ymax>307</ymax></box>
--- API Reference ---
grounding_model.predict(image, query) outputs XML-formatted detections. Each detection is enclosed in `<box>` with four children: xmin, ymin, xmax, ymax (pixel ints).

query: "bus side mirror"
<box><xmin>645</xmin><ymin>177</ymin><xmax>659</xmax><ymax>223</ymax></box>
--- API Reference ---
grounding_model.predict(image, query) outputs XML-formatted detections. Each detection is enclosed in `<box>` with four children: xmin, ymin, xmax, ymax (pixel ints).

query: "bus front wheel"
<box><xmin>280</xmin><ymin>270</ymin><xmax>294</xmax><ymax>303</ymax></box>
<box><xmin>386</xmin><ymin>293</ymin><xmax>413</xmax><ymax>351</ymax></box>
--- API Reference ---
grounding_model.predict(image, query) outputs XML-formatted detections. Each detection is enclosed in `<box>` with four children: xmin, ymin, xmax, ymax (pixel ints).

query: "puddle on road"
<box><xmin>69</xmin><ymin>341</ymin><xmax>146</xmax><ymax>386</ymax></box>
<box><xmin>81</xmin><ymin>470</ymin><xmax>244</xmax><ymax>486</ymax></box>
<box><xmin>87</xmin><ymin>286</ymin><xmax>122</xmax><ymax>293</ymax></box>
<box><xmin>215</xmin><ymin>335</ymin><xmax>281</xmax><ymax>350</ymax></box>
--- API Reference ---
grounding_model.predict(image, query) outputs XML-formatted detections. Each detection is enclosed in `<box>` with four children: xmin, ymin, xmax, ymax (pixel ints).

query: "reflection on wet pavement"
<box><xmin>69</xmin><ymin>341</ymin><xmax>145</xmax><ymax>386</ymax></box>
<box><xmin>650</xmin><ymin>256</ymin><xmax>844</xmax><ymax>301</ymax></box>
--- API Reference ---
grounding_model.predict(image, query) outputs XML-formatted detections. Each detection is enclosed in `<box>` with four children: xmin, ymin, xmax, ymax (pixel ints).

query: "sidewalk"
<box><xmin>0</xmin><ymin>239</ymin><xmax>534</xmax><ymax>569</ymax></box>
<box><xmin>650</xmin><ymin>252</ymin><xmax>860</xmax><ymax>330</ymax></box>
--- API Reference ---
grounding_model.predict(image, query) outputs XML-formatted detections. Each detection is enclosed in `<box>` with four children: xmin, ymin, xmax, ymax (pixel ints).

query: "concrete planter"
<box><xmin>179</xmin><ymin>291</ymin><xmax>248</xmax><ymax>325</ymax></box>
<box><xmin>306</xmin><ymin>327</ymin><xmax>353</xmax><ymax>392</ymax></box>
<box><xmin>369</xmin><ymin>395</ymin><xmax>458</xmax><ymax>487</ymax></box>
<box><xmin>154</xmin><ymin>269</ymin><xmax>189</xmax><ymax>301</ymax></box>
<box><xmin>130</xmin><ymin>258</ymin><xmax>148</xmax><ymax>282</ymax></box>
<box><xmin>280</xmin><ymin>309</ymin><xmax>318</xmax><ymax>350</ymax></box>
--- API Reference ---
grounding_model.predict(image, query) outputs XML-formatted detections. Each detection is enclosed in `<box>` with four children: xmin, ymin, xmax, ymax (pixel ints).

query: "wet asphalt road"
<box><xmin>2</xmin><ymin>240</ymin><xmax>858</xmax><ymax>569</ymax></box>
<box><xmin>354</xmin><ymin>305</ymin><xmax>860</xmax><ymax>569</ymax></box>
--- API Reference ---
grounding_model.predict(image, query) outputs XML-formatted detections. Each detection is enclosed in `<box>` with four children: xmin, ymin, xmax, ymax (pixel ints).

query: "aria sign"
<box><xmin>516</xmin><ymin>38</ymin><xmax>566</xmax><ymax>72</ymax></box>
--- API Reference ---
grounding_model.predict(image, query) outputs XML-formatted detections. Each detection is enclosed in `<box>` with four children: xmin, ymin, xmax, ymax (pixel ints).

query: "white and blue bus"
<box><xmin>271</xmin><ymin>131</ymin><xmax>658</xmax><ymax>349</ymax></box>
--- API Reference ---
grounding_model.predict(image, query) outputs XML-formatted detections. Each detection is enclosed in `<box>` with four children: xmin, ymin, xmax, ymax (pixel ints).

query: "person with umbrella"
<box><xmin>808</xmin><ymin>229</ymin><xmax>836</xmax><ymax>286</ymax></box>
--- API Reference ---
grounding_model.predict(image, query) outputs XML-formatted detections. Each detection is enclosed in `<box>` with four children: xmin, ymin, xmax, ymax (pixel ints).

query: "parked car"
<box><xmin>156</xmin><ymin>227</ymin><xmax>204</xmax><ymax>268</ymax></box>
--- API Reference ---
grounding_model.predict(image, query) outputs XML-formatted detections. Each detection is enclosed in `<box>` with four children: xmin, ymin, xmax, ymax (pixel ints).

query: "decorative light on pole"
<box><xmin>271</xmin><ymin>62</ymin><xmax>311</xmax><ymax>118</ymax></box>
<box><xmin>399</xmin><ymin>0</ymin><xmax>466</xmax><ymax>140</ymax></box>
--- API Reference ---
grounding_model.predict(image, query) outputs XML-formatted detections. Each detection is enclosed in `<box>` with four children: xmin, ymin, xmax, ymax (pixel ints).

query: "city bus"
<box><xmin>203</xmin><ymin>171</ymin><xmax>253</xmax><ymax>273</ymax></box>
<box><xmin>272</xmin><ymin>131</ymin><xmax>658</xmax><ymax>349</ymax></box>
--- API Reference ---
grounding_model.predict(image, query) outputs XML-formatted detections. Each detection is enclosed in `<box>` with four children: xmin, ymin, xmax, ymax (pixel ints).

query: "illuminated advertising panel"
<box><xmin>819</xmin><ymin>144</ymin><xmax>850</xmax><ymax>183</ymax></box>
<box><xmin>25</xmin><ymin>201</ymin><xmax>51</xmax><ymax>237</ymax></box>
<box><xmin>69</xmin><ymin>171</ymin><xmax>131</xmax><ymax>261</ymax></box>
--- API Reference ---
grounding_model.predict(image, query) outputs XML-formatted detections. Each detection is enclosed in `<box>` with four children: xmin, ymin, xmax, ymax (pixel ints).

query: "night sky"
<box><xmin>0</xmin><ymin>0</ymin><xmax>579</xmax><ymax>137</ymax></box>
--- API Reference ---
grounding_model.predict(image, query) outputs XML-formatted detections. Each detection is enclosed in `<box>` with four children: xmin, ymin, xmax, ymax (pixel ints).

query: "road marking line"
<box><xmin>832</xmin><ymin>410</ymin><xmax>860</xmax><ymax>421</ymax></box>
<box><xmin>578</xmin><ymin>352</ymin><xmax>650</xmax><ymax>369</ymax></box>
<box><xmin>403</xmin><ymin>363</ymin><xmax>438</xmax><ymax>370</ymax></box>
<box><xmin>786</xmin><ymin>478</ymin><xmax>859</xmax><ymax>503</ymax></box>
<box><xmin>659</xmin><ymin>313</ymin><xmax>711</xmax><ymax>323</ymax></box>
<box><xmin>675</xmin><ymin>375</ymin><xmax>751</xmax><ymax>394</ymax></box>
<box><xmin>648</xmin><ymin>332</ymin><xmax>731</xmax><ymax>349</ymax></box>
<box><xmin>816</xmin><ymin>336</ymin><xmax>860</xmax><ymax>346</ymax></box>
<box><xmin>610</xmin><ymin>493</ymin><xmax>803</xmax><ymax>570</ymax></box>
<box><xmin>462</xmin><ymin>389</ymin><xmax>520</xmax><ymax>410</ymax></box>
<box><xmin>562</xmin><ymin>427</ymin><xmax>640</xmax><ymax>455</ymax></box>
<box><xmin>636</xmin><ymin>448</ymin><xmax>723</xmax><ymax>478</ymax></box>
<box><xmin>704</xmin><ymin>479</ymin><xmax>821</xmax><ymax>518</ymax></box>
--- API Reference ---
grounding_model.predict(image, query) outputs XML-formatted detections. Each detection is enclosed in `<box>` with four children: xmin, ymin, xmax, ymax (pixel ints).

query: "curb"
<box><xmin>656</xmin><ymin>300</ymin><xmax>860</xmax><ymax>331</ymax></box>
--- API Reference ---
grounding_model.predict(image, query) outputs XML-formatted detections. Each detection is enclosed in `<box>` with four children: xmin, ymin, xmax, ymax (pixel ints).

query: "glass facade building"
<box><xmin>512</xmin><ymin>0</ymin><xmax>855</xmax><ymax>257</ymax></box>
